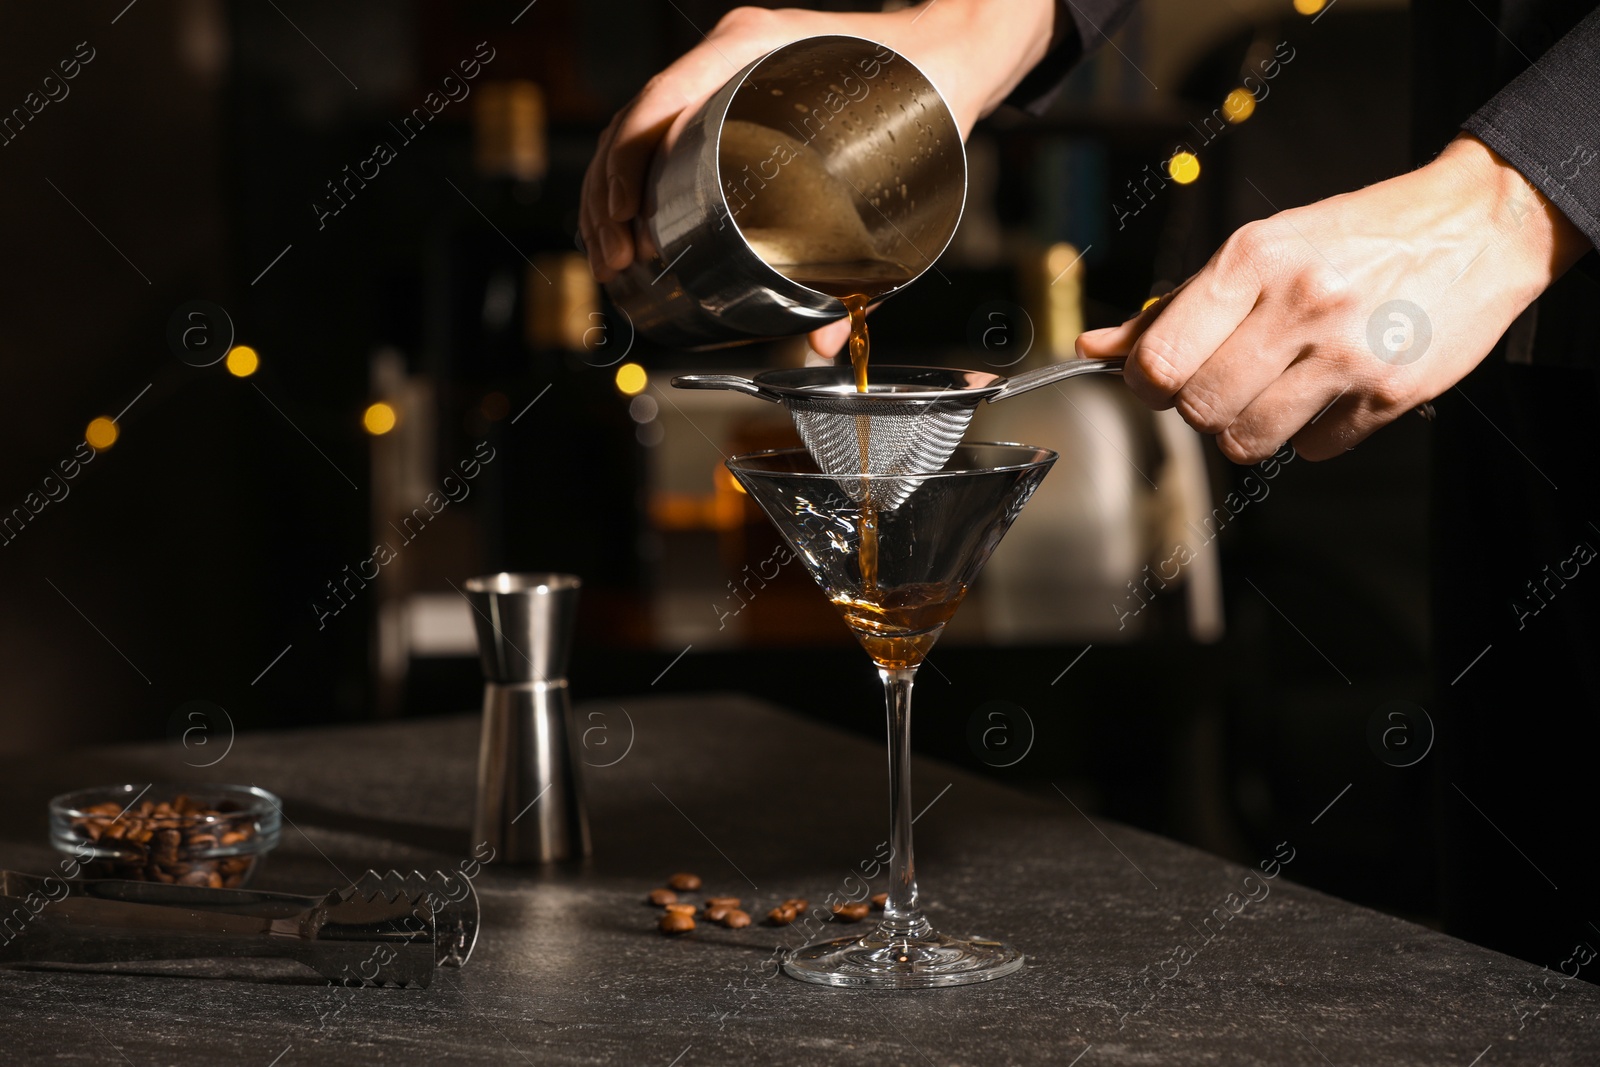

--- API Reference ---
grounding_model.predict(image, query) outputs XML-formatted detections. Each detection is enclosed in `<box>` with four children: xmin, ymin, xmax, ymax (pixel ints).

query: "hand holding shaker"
<box><xmin>465</xmin><ymin>573</ymin><xmax>590</xmax><ymax>864</ymax></box>
<box><xmin>603</xmin><ymin>35</ymin><xmax>967</xmax><ymax>348</ymax></box>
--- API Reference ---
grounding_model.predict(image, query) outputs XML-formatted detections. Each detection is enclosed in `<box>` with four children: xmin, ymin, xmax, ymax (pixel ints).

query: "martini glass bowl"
<box><xmin>727</xmin><ymin>442</ymin><xmax>1056</xmax><ymax>988</ymax></box>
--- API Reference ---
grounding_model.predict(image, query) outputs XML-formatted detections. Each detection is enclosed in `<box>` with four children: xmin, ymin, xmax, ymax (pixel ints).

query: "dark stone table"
<box><xmin>0</xmin><ymin>695</ymin><xmax>1595</xmax><ymax>1065</ymax></box>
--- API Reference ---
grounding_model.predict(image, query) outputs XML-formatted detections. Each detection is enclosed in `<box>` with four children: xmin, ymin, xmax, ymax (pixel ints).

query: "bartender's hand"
<box><xmin>579</xmin><ymin>0</ymin><xmax>1059</xmax><ymax>287</ymax></box>
<box><xmin>1076</xmin><ymin>134</ymin><xmax>1592</xmax><ymax>462</ymax></box>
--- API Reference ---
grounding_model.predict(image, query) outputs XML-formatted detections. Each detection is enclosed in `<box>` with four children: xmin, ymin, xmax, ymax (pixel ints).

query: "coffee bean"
<box><xmin>724</xmin><ymin>909</ymin><xmax>752</xmax><ymax>929</ymax></box>
<box><xmin>70</xmin><ymin>794</ymin><xmax>263</xmax><ymax>888</ymax></box>
<box><xmin>832</xmin><ymin>902</ymin><xmax>870</xmax><ymax>922</ymax></box>
<box><xmin>706</xmin><ymin>896</ymin><xmax>740</xmax><ymax>908</ymax></box>
<box><xmin>705</xmin><ymin>904</ymin><xmax>731</xmax><ymax>922</ymax></box>
<box><xmin>665</xmin><ymin>903</ymin><xmax>696</xmax><ymax>917</ymax></box>
<box><xmin>659</xmin><ymin>912</ymin><xmax>695</xmax><ymax>935</ymax></box>
<box><xmin>871</xmin><ymin>893</ymin><xmax>887</xmax><ymax>909</ymax></box>
<box><xmin>767</xmin><ymin>905</ymin><xmax>797</xmax><ymax>926</ymax></box>
<box><xmin>782</xmin><ymin>898</ymin><xmax>809</xmax><ymax>913</ymax></box>
<box><xmin>648</xmin><ymin>888</ymin><xmax>678</xmax><ymax>907</ymax></box>
<box><xmin>667</xmin><ymin>872</ymin><xmax>701</xmax><ymax>891</ymax></box>
<box><xmin>155</xmin><ymin>828</ymin><xmax>181</xmax><ymax>865</ymax></box>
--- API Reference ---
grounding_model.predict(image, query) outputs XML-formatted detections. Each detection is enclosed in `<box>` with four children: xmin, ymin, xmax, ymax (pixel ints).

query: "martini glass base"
<box><xmin>782</xmin><ymin>927</ymin><xmax>1025</xmax><ymax>988</ymax></box>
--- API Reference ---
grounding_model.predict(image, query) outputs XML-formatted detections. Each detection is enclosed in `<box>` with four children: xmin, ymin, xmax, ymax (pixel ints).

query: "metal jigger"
<box><xmin>465</xmin><ymin>573</ymin><xmax>591</xmax><ymax>864</ymax></box>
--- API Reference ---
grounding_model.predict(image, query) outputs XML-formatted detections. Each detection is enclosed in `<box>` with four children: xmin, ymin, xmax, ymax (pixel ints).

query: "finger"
<box><xmin>581</xmin><ymin>113</ymin><xmax>624</xmax><ymax>280</ymax></box>
<box><xmin>806</xmin><ymin>293</ymin><xmax>884</xmax><ymax>360</ymax></box>
<box><xmin>1285</xmin><ymin>386</ymin><xmax>1394</xmax><ymax>461</ymax></box>
<box><xmin>606</xmin><ymin>104</ymin><xmax>678</xmax><ymax>225</ymax></box>
<box><xmin>1075</xmin><ymin>283</ymin><xmax>1180</xmax><ymax>353</ymax></box>
<box><xmin>606</xmin><ymin>36</ymin><xmax>738</xmax><ymax>228</ymax></box>
<box><xmin>1103</xmin><ymin>231</ymin><xmax>1272</xmax><ymax>410</ymax></box>
<box><xmin>1123</xmin><ymin>284</ymin><xmax>1262</xmax><ymax>410</ymax></box>
<box><xmin>633</xmin><ymin>211</ymin><xmax>659</xmax><ymax>263</ymax></box>
<box><xmin>1169</xmin><ymin>304</ymin><xmax>1303</xmax><ymax>435</ymax></box>
<box><xmin>1218</xmin><ymin>360</ymin><xmax>1363</xmax><ymax>464</ymax></box>
<box><xmin>808</xmin><ymin>319</ymin><xmax>851</xmax><ymax>360</ymax></box>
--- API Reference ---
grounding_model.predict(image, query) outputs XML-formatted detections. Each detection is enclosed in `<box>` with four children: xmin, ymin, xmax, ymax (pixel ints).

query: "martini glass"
<box><xmin>727</xmin><ymin>442</ymin><xmax>1056</xmax><ymax>988</ymax></box>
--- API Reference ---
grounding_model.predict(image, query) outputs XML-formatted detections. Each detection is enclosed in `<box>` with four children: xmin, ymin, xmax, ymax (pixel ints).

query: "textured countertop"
<box><xmin>0</xmin><ymin>694</ymin><xmax>1595</xmax><ymax>1065</ymax></box>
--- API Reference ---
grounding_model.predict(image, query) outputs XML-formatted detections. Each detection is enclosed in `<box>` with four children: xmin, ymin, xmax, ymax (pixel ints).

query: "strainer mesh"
<box><xmin>788</xmin><ymin>400</ymin><xmax>974</xmax><ymax>511</ymax></box>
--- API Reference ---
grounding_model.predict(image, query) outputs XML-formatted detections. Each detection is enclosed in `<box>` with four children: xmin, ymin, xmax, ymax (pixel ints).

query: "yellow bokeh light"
<box><xmin>225</xmin><ymin>345</ymin><xmax>259</xmax><ymax>378</ymax></box>
<box><xmin>1293</xmin><ymin>0</ymin><xmax>1326</xmax><ymax>14</ymax></box>
<box><xmin>1142</xmin><ymin>296</ymin><xmax>1163</xmax><ymax>312</ymax></box>
<box><xmin>86</xmin><ymin>417</ymin><xmax>118</xmax><ymax>451</ymax></box>
<box><xmin>1223</xmin><ymin>88</ymin><xmax>1256</xmax><ymax>124</ymax></box>
<box><xmin>1169</xmin><ymin>151</ymin><xmax>1201</xmax><ymax>185</ymax></box>
<box><xmin>615</xmin><ymin>362</ymin><xmax>648</xmax><ymax>396</ymax></box>
<box><xmin>363</xmin><ymin>402</ymin><xmax>398</xmax><ymax>435</ymax></box>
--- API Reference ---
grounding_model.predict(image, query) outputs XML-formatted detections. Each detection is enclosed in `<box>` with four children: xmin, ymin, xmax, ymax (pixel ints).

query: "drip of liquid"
<box><xmin>832</xmin><ymin>582</ymin><xmax>967</xmax><ymax>670</ymax></box>
<box><xmin>842</xmin><ymin>293</ymin><xmax>870</xmax><ymax>391</ymax></box>
<box><xmin>781</xmin><ymin>263</ymin><xmax>909</xmax><ymax>598</ymax></box>
<box><xmin>841</xmin><ymin>293</ymin><xmax>875</xmax><ymax>590</ymax></box>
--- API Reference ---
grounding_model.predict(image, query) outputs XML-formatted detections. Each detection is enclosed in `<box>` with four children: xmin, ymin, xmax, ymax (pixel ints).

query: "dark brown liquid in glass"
<box><xmin>831</xmin><ymin>582</ymin><xmax>967</xmax><ymax>670</ymax></box>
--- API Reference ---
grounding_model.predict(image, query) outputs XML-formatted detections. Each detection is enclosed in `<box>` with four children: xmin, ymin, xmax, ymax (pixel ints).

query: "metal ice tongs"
<box><xmin>0</xmin><ymin>868</ymin><xmax>479</xmax><ymax>988</ymax></box>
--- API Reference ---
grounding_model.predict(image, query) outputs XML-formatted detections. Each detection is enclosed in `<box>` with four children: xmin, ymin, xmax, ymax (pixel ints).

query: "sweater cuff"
<box><xmin>1004</xmin><ymin>0</ymin><xmax>1139</xmax><ymax>115</ymax></box>
<box><xmin>1460</xmin><ymin>6</ymin><xmax>1600</xmax><ymax>250</ymax></box>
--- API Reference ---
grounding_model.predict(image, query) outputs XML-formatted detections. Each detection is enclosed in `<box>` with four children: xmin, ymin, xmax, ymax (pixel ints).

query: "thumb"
<box><xmin>1075</xmin><ymin>319</ymin><xmax>1143</xmax><ymax>359</ymax></box>
<box><xmin>1075</xmin><ymin>292</ymin><xmax>1171</xmax><ymax>358</ymax></box>
<box><xmin>808</xmin><ymin>318</ymin><xmax>851</xmax><ymax>362</ymax></box>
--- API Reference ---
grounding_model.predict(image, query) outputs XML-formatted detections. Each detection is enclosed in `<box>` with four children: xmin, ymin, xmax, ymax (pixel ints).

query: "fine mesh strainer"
<box><xmin>673</xmin><ymin>359</ymin><xmax>1124</xmax><ymax>509</ymax></box>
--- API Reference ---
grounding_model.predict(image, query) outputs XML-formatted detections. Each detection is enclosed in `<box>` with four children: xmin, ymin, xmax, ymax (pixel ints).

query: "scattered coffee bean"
<box><xmin>723</xmin><ymin>909</ymin><xmax>752</xmax><ymax>929</ymax></box>
<box><xmin>667</xmin><ymin>872</ymin><xmax>702</xmax><ymax>891</ymax></box>
<box><xmin>871</xmin><ymin>893</ymin><xmax>888</xmax><ymax>910</ymax></box>
<box><xmin>659</xmin><ymin>912</ymin><xmax>695</xmax><ymax>935</ymax></box>
<box><xmin>665</xmin><ymin>902</ymin><xmax>696</xmax><ymax>916</ymax></box>
<box><xmin>767</xmin><ymin>905</ymin><xmax>797</xmax><ymax>926</ymax></box>
<box><xmin>832</xmin><ymin>901</ymin><xmax>870</xmax><ymax>922</ymax></box>
<box><xmin>648</xmin><ymin>888</ymin><xmax>678</xmax><ymax>907</ymax></box>
<box><xmin>782</xmin><ymin>897</ymin><xmax>809</xmax><ymax>913</ymax></box>
<box><xmin>706</xmin><ymin>896</ymin><xmax>740</xmax><ymax>909</ymax></box>
<box><xmin>705</xmin><ymin>904</ymin><xmax>731</xmax><ymax>923</ymax></box>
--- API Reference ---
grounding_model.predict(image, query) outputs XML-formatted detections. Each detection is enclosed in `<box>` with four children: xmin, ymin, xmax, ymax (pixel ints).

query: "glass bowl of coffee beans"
<box><xmin>49</xmin><ymin>784</ymin><xmax>282</xmax><ymax>888</ymax></box>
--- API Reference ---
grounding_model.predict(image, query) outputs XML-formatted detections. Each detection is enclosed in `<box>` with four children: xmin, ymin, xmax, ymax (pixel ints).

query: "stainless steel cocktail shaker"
<box><xmin>603</xmin><ymin>34</ymin><xmax>967</xmax><ymax>348</ymax></box>
<box><xmin>465</xmin><ymin>573</ymin><xmax>591</xmax><ymax>863</ymax></box>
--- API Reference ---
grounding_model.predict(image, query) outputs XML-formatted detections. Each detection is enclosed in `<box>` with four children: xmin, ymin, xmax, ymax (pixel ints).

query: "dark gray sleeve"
<box><xmin>1006</xmin><ymin>0</ymin><xmax>1141</xmax><ymax>114</ymax></box>
<box><xmin>1462</xmin><ymin>4</ymin><xmax>1600</xmax><ymax>248</ymax></box>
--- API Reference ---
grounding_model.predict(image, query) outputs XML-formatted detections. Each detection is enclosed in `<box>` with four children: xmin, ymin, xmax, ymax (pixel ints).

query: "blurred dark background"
<box><xmin>0</xmin><ymin>1</ymin><xmax>1442</xmax><ymax>944</ymax></box>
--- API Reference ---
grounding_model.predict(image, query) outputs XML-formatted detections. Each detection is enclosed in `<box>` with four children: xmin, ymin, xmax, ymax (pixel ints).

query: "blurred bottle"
<box><xmin>473</xmin><ymin>81</ymin><xmax>548</xmax><ymax>186</ymax></box>
<box><xmin>527</xmin><ymin>252</ymin><xmax>600</xmax><ymax>354</ymax></box>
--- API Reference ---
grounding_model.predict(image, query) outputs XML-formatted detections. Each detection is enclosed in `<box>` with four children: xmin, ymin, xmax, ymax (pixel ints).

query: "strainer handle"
<box><xmin>988</xmin><ymin>357</ymin><xmax>1127</xmax><ymax>402</ymax></box>
<box><xmin>670</xmin><ymin>374</ymin><xmax>785</xmax><ymax>403</ymax></box>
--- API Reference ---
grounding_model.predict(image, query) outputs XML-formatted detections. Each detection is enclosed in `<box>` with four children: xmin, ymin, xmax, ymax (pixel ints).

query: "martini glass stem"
<box><xmin>879</xmin><ymin>666</ymin><xmax>932</xmax><ymax>941</ymax></box>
